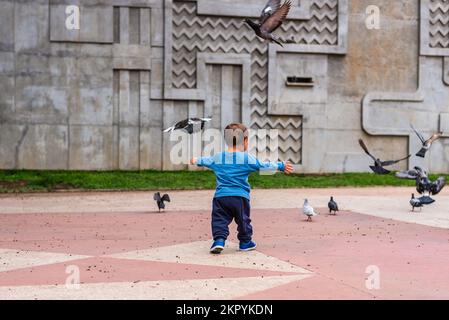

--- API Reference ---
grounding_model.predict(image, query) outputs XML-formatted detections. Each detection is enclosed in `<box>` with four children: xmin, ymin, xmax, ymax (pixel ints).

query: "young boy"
<box><xmin>191</xmin><ymin>123</ymin><xmax>293</xmax><ymax>254</ymax></box>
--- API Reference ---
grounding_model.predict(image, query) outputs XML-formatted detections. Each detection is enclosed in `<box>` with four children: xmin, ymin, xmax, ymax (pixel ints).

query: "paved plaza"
<box><xmin>0</xmin><ymin>188</ymin><xmax>448</xmax><ymax>299</ymax></box>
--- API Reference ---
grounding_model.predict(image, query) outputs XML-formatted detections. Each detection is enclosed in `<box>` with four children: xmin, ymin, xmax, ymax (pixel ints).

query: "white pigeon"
<box><xmin>302</xmin><ymin>199</ymin><xmax>317</xmax><ymax>222</ymax></box>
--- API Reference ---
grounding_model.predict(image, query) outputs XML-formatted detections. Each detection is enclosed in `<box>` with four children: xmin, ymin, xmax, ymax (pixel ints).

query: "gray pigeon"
<box><xmin>396</xmin><ymin>169</ymin><xmax>419</xmax><ymax>180</ymax></box>
<box><xmin>302</xmin><ymin>199</ymin><xmax>317</xmax><ymax>222</ymax></box>
<box><xmin>409</xmin><ymin>193</ymin><xmax>423</xmax><ymax>212</ymax></box>
<box><xmin>328</xmin><ymin>196</ymin><xmax>339</xmax><ymax>215</ymax></box>
<box><xmin>154</xmin><ymin>192</ymin><xmax>170</xmax><ymax>212</ymax></box>
<box><xmin>163</xmin><ymin>117</ymin><xmax>211</xmax><ymax>134</ymax></box>
<box><xmin>359</xmin><ymin>139</ymin><xmax>411</xmax><ymax>174</ymax></box>
<box><xmin>410</xmin><ymin>124</ymin><xmax>443</xmax><ymax>158</ymax></box>
<box><xmin>244</xmin><ymin>0</ymin><xmax>295</xmax><ymax>47</ymax></box>
<box><xmin>415</xmin><ymin>166</ymin><xmax>446</xmax><ymax>196</ymax></box>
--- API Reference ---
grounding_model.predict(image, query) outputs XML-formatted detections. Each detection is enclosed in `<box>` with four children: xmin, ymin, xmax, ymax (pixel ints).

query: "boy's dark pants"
<box><xmin>212</xmin><ymin>196</ymin><xmax>252</xmax><ymax>243</ymax></box>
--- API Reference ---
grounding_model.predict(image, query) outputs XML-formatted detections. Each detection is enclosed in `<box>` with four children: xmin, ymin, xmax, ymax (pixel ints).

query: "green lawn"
<box><xmin>1</xmin><ymin>170</ymin><xmax>445</xmax><ymax>193</ymax></box>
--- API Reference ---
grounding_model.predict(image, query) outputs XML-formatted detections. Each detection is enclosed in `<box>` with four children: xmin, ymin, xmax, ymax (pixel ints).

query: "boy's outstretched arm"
<box><xmin>191</xmin><ymin>156</ymin><xmax>215</xmax><ymax>168</ymax></box>
<box><xmin>249</xmin><ymin>156</ymin><xmax>294</xmax><ymax>174</ymax></box>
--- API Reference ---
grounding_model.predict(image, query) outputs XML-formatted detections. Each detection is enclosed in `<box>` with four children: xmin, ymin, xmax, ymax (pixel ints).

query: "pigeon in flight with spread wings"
<box><xmin>154</xmin><ymin>192</ymin><xmax>171</xmax><ymax>212</ymax></box>
<box><xmin>359</xmin><ymin>139</ymin><xmax>411</xmax><ymax>174</ymax></box>
<box><xmin>410</xmin><ymin>124</ymin><xmax>443</xmax><ymax>158</ymax></box>
<box><xmin>414</xmin><ymin>166</ymin><xmax>446</xmax><ymax>197</ymax></box>
<box><xmin>163</xmin><ymin>118</ymin><xmax>212</xmax><ymax>135</ymax></box>
<box><xmin>244</xmin><ymin>0</ymin><xmax>295</xmax><ymax>47</ymax></box>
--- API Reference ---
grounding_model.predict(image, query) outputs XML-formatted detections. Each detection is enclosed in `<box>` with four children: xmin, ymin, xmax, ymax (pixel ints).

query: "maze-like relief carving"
<box><xmin>429</xmin><ymin>0</ymin><xmax>449</xmax><ymax>48</ymax></box>
<box><xmin>172</xmin><ymin>0</ymin><xmax>338</xmax><ymax>164</ymax></box>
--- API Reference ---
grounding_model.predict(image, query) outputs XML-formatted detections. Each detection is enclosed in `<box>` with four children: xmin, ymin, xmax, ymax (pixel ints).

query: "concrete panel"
<box><xmin>140</xmin><ymin>127</ymin><xmax>163</xmax><ymax>170</ymax></box>
<box><xmin>69</xmin><ymin>125</ymin><xmax>113</xmax><ymax>170</ymax></box>
<box><xmin>18</xmin><ymin>125</ymin><xmax>68</xmax><ymax>170</ymax></box>
<box><xmin>11</xmin><ymin>55</ymin><xmax>81</xmax><ymax>125</ymax></box>
<box><xmin>14</xmin><ymin>1</ymin><xmax>51</xmax><ymax>53</ymax></box>
<box><xmin>0</xmin><ymin>124</ymin><xmax>28</xmax><ymax>169</ymax></box>
<box><xmin>270</xmin><ymin>53</ymin><xmax>328</xmax><ymax>114</ymax></box>
<box><xmin>50</xmin><ymin>4</ymin><xmax>114</xmax><ymax>43</ymax></box>
<box><xmin>0</xmin><ymin>52</ymin><xmax>15</xmax><ymax>123</ymax></box>
<box><xmin>204</xmin><ymin>65</ymin><xmax>222</xmax><ymax>130</ymax></box>
<box><xmin>140</xmin><ymin>8</ymin><xmax>151</xmax><ymax>46</ymax></box>
<box><xmin>151</xmin><ymin>7</ymin><xmax>164</xmax><ymax>47</ymax></box>
<box><xmin>140</xmin><ymin>99</ymin><xmax>163</xmax><ymax>170</ymax></box>
<box><xmin>0</xmin><ymin>0</ymin><xmax>14</xmax><ymax>52</ymax></box>
<box><xmin>69</xmin><ymin>58</ymin><xmax>114</xmax><ymax>126</ymax></box>
<box><xmin>150</xmin><ymin>58</ymin><xmax>164</xmax><ymax>99</ymax></box>
<box><xmin>112</xmin><ymin>44</ymin><xmax>152</xmax><ymax>70</ymax></box>
<box><xmin>119</xmin><ymin>127</ymin><xmax>140</xmax><ymax>170</ymax></box>
<box><xmin>440</xmin><ymin>113</ymin><xmax>449</xmax><ymax>134</ymax></box>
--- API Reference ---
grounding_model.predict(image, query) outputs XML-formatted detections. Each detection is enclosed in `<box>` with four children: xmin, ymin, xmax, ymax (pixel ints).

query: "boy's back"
<box><xmin>191</xmin><ymin>123</ymin><xmax>293</xmax><ymax>254</ymax></box>
<box><xmin>197</xmin><ymin>151</ymin><xmax>286</xmax><ymax>200</ymax></box>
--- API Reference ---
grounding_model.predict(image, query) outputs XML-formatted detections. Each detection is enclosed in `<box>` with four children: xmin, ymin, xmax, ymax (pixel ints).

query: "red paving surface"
<box><xmin>1</xmin><ymin>208</ymin><xmax>449</xmax><ymax>299</ymax></box>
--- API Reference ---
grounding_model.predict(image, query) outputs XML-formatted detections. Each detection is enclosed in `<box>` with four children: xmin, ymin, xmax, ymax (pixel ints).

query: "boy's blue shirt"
<box><xmin>197</xmin><ymin>151</ymin><xmax>286</xmax><ymax>200</ymax></box>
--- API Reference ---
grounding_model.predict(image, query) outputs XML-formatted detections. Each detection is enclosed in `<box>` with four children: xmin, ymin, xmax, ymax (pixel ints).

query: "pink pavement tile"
<box><xmin>0</xmin><ymin>211</ymin><xmax>212</xmax><ymax>256</ymax></box>
<box><xmin>1</xmin><ymin>208</ymin><xmax>449</xmax><ymax>299</ymax></box>
<box><xmin>236</xmin><ymin>274</ymin><xmax>376</xmax><ymax>300</ymax></box>
<box><xmin>251</xmin><ymin>209</ymin><xmax>449</xmax><ymax>299</ymax></box>
<box><xmin>0</xmin><ymin>256</ymin><xmax>299</xmax><ymax>287</ymax></box>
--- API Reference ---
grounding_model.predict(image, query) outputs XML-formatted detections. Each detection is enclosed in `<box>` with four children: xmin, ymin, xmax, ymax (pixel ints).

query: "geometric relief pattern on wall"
<box><xmin>172</xmin><ymin>0</ymin><xmax>338</xmax><ymax>164</ymax></box>
<box><xmin>429</xmin><ymin>0</ymin><xmax>449</xmax><ymax>49</ymax></box>
<box><xmin>252</xmin><ymin>117</ymin><xmax>303</xmax><ymax>164</ymax></box>
<box><xmin>421</xmin><ymin>0</ymin><xmax>449</xmax><ymax>56</ymax></box>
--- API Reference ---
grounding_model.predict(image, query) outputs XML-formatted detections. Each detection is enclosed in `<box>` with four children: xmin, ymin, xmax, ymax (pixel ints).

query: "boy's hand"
<box><xmin>190</xmin><ymin>157</ymin><xmax>198</xmax><ymax>165</ymax></box>
<box><xmin>284</xmin><ymin>161</ymin><xmax>294</xmax><ymax>174</ymax></box>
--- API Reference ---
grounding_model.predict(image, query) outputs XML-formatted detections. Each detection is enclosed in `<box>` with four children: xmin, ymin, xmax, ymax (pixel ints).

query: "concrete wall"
<box><xmin>0</xmin><ymin>0</ymin><xmax>448</xmax><ymax>173</ymax></box>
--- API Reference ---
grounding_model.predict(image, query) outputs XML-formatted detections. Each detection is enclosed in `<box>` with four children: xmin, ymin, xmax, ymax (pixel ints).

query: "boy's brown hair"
<box><xmin>224</xmin><ymin>123</ymin><xmax>248</xmax><ymax>148</ymax></box>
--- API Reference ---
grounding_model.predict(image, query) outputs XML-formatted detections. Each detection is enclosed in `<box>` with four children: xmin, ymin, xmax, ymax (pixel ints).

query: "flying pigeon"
<box><xmin>163</xmin><ymin>118</ymin><xmax>212</xmax><ymax>134</ymax></box>
<box><xmin>396</xmin><ymin>169</ymin><xmax>420</xmax><ymax>180</ymax></box>
<box><xmin>328</xmin><ymin>196</ymin><xmax>339</xmax><ymax>215</ymax></box>
<box><xmin>410</xmin><ymin>124</ymin><xmax>443</xmax><ymax>158</ymax></box>
<box><xmin>154</xmin><ymin>192</ymin><xmax>170</xmax><ymax>212</ymax></box>
<box><xmin>409</xmin><ymin>193</ymin><xmax>423</xmax><ymax>212</ymax></box>
<box><xmin>414</xmin><ymin>166</ymin><xmax>446</xmax><ymax>197</ymax></box>
<box><xmin>417</xmin><ymin>195</ymin><xmax>436</xmax><ymax>205</ymax></box>
<box><xmin>244</xmin><ymin>0</ymin><xmax>295</xmax><ymax>47</ymax></box>
<box><xmin>358</xmin><ymin>139</ymin><xmax>411</xmax><ymax>174</ymax></box>
<box><xmin>302</xmin><ymin>199</ymin><xmax>317</xmax><ymax>222</ymax></box>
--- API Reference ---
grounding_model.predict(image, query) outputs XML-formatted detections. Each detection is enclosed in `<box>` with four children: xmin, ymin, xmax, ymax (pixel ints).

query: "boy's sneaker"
<box><xmin>210</xmin><ymin>239</ymin><xmax>225</xmax><ymax>254</ymax></box>
<box><xmin>239</xmin><ymin>241</ymin><xmax>257</xmax><ymax>251</ymax></box>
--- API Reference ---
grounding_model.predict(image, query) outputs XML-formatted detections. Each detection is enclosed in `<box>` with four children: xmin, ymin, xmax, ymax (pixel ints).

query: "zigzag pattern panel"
<box><xmin>172</xmin><ymin>0</ymin><xmax>338</xmax><ymax>164</ymax></box>
<box><xmin>429</xmin><ymin>0</ymin><xmax>449</xmax><ymax>48</ymax></box>
<box><xmin>251</xmin><ymin>117</ymin><xmax>303</xmax><ymax>164</ymax></box>
<box><xmin>279</xmin><ymin>0</ymin><xmax>338</xmax><ymax>45</ymax></box>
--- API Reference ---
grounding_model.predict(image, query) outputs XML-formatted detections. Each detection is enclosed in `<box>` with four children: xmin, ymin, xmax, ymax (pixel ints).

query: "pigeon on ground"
<box><xmin>154</xmin><ymin>192</ymin><xmax>170</xmax><ymax>212</ymax></box>
<box><xmin>244</xmin><ymin>0</ymin><xmax>295</xmax><ymax>47</ymax></box>
<box><xmin>410</xmin><ymin>124</ymin><xmax>443</xmax><ymax>158</ymax></box>
<box><xmin>415</xmin><ymin>166</ymin><xmax>446</xmax><ymax>197</ymax></box>
<box><xmin>303</xmin><ymin>199</ymin><xmax>317</xmax><ymax>222</ymax></box>
<box><xmin>328</xmin><ymin>196</ymin><xmax>339</xmax><ymax>215</ymax></box>
<box><xmin>358</xmin><ymin>139</ymin><xmax>411</xmax><ymax>174</ymax></box>
<box><xmin>163</xmin><ymin>118</ymin><xmax>212</xmax><ymax>134</ymax></box>
<box><xmin>409</xmin><ymin>194</ymin><xmax>423</xmax><ymax>212</ymax></box>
